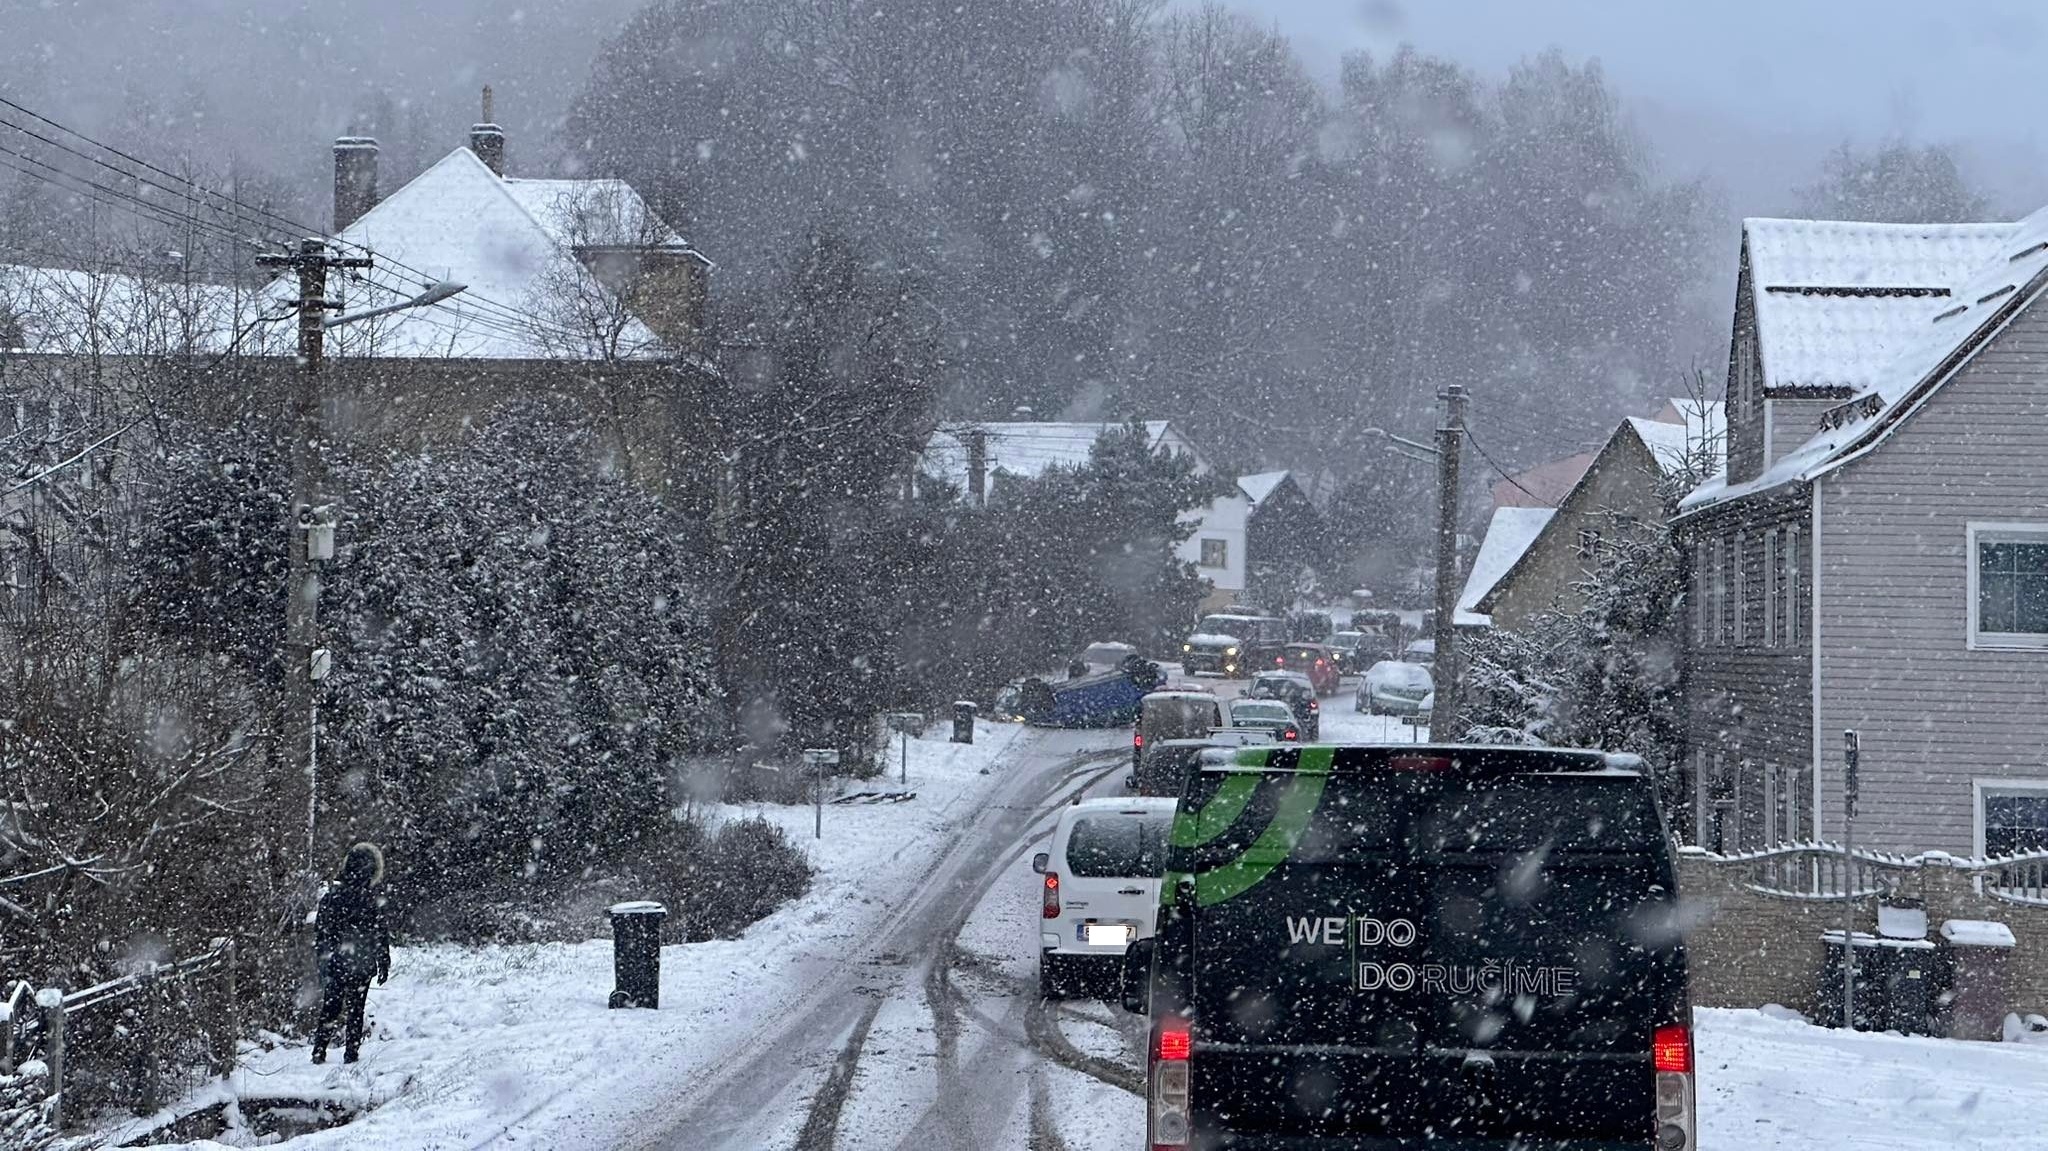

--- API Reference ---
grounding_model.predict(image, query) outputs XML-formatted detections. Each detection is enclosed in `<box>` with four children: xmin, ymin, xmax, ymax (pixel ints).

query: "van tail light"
<box><xmin>1134</xmin><ymin>732</ymin><xmax>1144</xmax><ymax>749</ymax></box>
<box><xmin>1149</xmin><ymin>1017</ymin><xmax>1193</xmax><ymax>1147</ymax></box>
<box><xmin>1042</xmin><ymin>872</ymin><xmax>1061</xmax><ymax>919</ymax></box>
<box><xmin>1652</xmin><ymin>1023</ymin><xmax>1696</xmax><ymax>1150</ymax></box>
<box><xmin>1309</xmin><ymin>699</ymin><xmax>1320</xmax><ymax>712</ymax></box>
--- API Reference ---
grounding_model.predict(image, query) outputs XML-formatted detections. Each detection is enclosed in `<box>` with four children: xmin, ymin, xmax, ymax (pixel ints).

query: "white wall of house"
<box><xmin>1182</xmin><ymin>493</ymin><xmax>1248</xmax><ymax>602</ymax></box>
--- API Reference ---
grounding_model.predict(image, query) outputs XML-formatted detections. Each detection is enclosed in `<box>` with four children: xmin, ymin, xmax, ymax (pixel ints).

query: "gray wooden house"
<box><xmin>1674</xmin><ymin>214</ymin><xmax>2048</xmax><ymax>858</ymax></box>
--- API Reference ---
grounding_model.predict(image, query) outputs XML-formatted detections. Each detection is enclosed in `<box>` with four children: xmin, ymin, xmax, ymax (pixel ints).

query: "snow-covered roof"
<box><xmin>1626</xmin><ymin>416</ymin><xmax>1721</xmax><ymax>480</ymax></box>
<box><xmin>1455</xmin><ymin>506</ymin><xmax>1555</xmax><ymax>628</ymax></box>
<box><xmin>918</xmin><ymin>420</ymin><xmax>1200</xmax><ymax>493</ymax></box>
<box><xmin>499</xmin><ymin>176</ymin><xmax>709</xmax><ymax>266</ymax></box>
<box><xmin>1491</xmin><ymin>452</ymin><xmax>1592</xmax><ymax>510</ymax></box>
<box><xmin>1685</xmin><ymin>205</ymin><xmax>2048</xmax><ymax>515</ymax></box>
<box><xmin>0</xmin><ymin>262</ymin><xmax>282</xmax><ymax>356</ymax></box>
<box><xmin>1744</xmin><ymin>218</ymin><xmax>2017</xmax><ymax>395</ymax></box>
<box><xmin>1238</xmin><ymin>470</ymin><xmax>1292</xmax><ymax>505</ymax></box>
<box><xmin>270</xmin><ymin>148</ymin><xmax>667</xmax><ymax>361</ymax></box>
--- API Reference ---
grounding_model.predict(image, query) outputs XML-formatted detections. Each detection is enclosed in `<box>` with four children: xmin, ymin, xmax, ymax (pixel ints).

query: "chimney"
<box><xmin>966</xmin><ymin>429</ymin><xmax>987</xmax><ymax>509</ymax></box>
<box><xmin>332</xmin><ymin>136</ymin><xmax>379</xmax><ymax>231</ymax></box>
<box><xmin>470</xmin><ymin>84</ymin><xmax>505</xmax><ymax>176</ymax></box>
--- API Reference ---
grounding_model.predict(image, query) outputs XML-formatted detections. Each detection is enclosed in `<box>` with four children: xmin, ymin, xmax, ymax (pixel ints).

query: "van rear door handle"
<box><xmin>1118</xmin><ymin>887</ymin><xmax>1144</xmax><ymax>896</ymax></box>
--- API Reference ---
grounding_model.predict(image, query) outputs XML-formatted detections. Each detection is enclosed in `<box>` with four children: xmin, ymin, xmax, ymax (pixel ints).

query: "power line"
<box><xmin>0</xmin><ymin>99</ymin><xmax>593</xmax><ymax>346</ymax></box>
<box><xmin>0</xmin><ymin>146</ymin><xmax>259</xmax><ymax>249</ymax></box>
<box><xmin>1461</xmin><ymin>422</ymin><xmax>1554</xmax><ymax>507</ymax></box>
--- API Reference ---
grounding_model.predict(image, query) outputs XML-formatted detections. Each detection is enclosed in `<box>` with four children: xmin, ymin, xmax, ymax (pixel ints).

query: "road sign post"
<box><xmin>802</xmin><ymin>748</ymin><xmax>840</xmax><ymax>840</ymax></box>
<box><xmin>887</xmin><ymin>712</ymin><xmax>924</xmax><ymax>786</ymax></box>
<box><xmin>1841</xmin><ymin>729</ymin><xmax>1861</xmax><ymax>1029</ymax></box>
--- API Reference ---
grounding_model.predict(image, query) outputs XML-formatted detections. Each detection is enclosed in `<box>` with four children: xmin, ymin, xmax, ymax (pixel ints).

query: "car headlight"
<box><xmin>1225</xmin><ymin>646</ymin><xmax>1238</xmax><ymax>656</ymax></box>
<box><xmin>1183</xmin><ymin>644</ymin><xmax>1192</xmax><ymax>652</ymax></box>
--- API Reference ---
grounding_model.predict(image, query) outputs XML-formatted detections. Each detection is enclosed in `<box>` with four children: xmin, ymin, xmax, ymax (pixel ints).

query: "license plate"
<box><xmin>1085</xmin><ymin>924</ymin><xmax>1132</xmax><ymax>946</ymax></box>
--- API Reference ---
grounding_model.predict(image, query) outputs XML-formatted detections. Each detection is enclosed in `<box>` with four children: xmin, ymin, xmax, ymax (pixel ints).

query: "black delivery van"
<box><xmin>1120</xmin><ymin>744</ymin><xmax>1695</xmax><ymax>1151</ymax></box>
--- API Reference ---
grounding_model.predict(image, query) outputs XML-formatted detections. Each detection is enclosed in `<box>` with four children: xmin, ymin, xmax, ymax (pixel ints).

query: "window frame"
<box><xmin>1966</xmin><ymin>521</ymin><xmax>2048</xmax><ymax>651</ymax></box>
<box><xmin>1764</xmin><ymin>528</ymin><xmax>1780</xmax><ymax>648</ymax></box>
<box><xmin>1694</xmin><ymin>540</ymin><xmax>1710</xmax><ymax>647</ymax></box>
<box><xmin>1732</xmin><ymin>531</ymin><xmax>1748</xmax><ymax>646</ymax></box>
<box><xmin>1973</xmin><ymin>778</ymin><xmax>2048</xmax><ymax>858</ymax></box>
<box><xmin>1784</xmin><ymin>525</ymin><xmax>1801</xmax><ymax>647</ymax></box>
<box><xmin>1712</xmin><ymin>537</ymin><xmax>1730</xmax><ymax>646</ymax></box>
<box><xmin>1198</xmin><ymin>536</ymin><xmax>1229</xmax><ymax>570</ymax></box>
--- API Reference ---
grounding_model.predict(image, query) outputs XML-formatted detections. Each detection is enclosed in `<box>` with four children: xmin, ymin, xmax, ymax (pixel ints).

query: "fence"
<box><xmin>1676</xmin><ymin>843</ymin><xmax>2048</xmax><ymax>1023</ymax></box>
<box><xmin>2</xmin><ymin>938</ymin><xmax>239</xmax><ymax>1129</ymax></box>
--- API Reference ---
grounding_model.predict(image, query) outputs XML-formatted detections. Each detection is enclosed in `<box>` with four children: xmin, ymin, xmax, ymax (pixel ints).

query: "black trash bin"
<box><xmin>1817</xmin><ymin>930</ymin><xmax>1884</xmax><ymax>1030</ymax></box>
<box><xmin>608</xmin><ymin>900</ymin><xmax>667</xmax><ymax>1009</ymax></box>
<box><xmin>952</xmin><ymin>700</ymin><xmax>977</xmax><ymax>744</ymax></box>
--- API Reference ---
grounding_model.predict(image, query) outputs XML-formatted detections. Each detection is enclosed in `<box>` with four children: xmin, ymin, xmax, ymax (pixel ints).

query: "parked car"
<box><xmin>1033</xmin><ymin>796</ymin><xmax>1176</xmax><ymax>998</ymax></box>
<box><xmin>1120</xmin><ymin>744</ymin><xmax>1692</xmax><ymax>1150</ymax></box>
<box><xmin>1133</xmin><ymin>689</ymin><xmax>1224</xmax><ymax>779</ymax></box>
<box><xmin>1327</xmin><ymin>629</ymin><xmax>1370</xmax><ymax>674</ymax></box>
<box><xmin>1358</xmin><ymin>659</ymin><xmax>1433</xmax><ymax>716</ymax></box>
<box><xmin>1180</xmin><ymin>613</ymin><xmax>1285</xmax><ymax>677</ymax></box>
<box><xmin>1404</xmin><ymin>637</ymin><xmax>1436</xmax><ymax>668</ymax></box>
<box><xmin>1245</xmin><ymin>669</ymin><xmax>1319</xmax><ymax>740</ymax></box>
<box><xmin>1077</xmin><ymin>641</ymin><xmax>1138</xmax><ymax>670</ymax></box>
<box><xmin>1226</xmin><ymin>698</ymin><xmax>1300</xmax><ymax>742</ymax></box>
<box><xmin>1273</xmin><ymin>642</ymin><xmax>1341</xmax><ymax>695</ymax></box>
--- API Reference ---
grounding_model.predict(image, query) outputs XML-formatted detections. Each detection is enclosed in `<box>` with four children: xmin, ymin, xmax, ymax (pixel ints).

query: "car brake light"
<box><xmin>1652</xmin><ymin>1022</ymin><xmax>1696</xmax><ymax>1150</ymax></box>
<box><xmin>1308</xmin><ymin>699</ymin><xmax>1319</xmax><ymax>711</ymax></box>
<box><xmin>1042</xmin><ymin>872</ymin><xmax>1060</xmax><ymax>919</ymax></box>
<box><xmin>1150</xmin><ymin>1018</ymin><xmax>1194</xmax><ymax>1147</ymax></box>
<box><xmin>1156</xmin><ymin>1027</ymin><xmax>1191</xmax><ymax>1061</ymax></box>
<box><xmin>1283</xmin><ymin>728</ymin><xmax>1299</xmax><ymax>741</ymax></box>
<box><xmin>1652</xmin><ymin>1024</ymin><xmax>1692</xmax><ymax>1073</ymax></box>
<box><xmin>1134</xmin><ymin>732</ymin><xmax>1144</xmax><ymax>748</ymax></box>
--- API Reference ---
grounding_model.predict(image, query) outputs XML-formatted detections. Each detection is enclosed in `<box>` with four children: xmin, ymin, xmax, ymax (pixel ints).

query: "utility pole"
<box><xmin>1430</xmin><ymin>384</ymin><xmax>1469</xmax><ymax>739</ymax></box>
<box><xmin>255</xmin><ymin>238</ymin><xmax>370</xmax><ymax>881</ymax></box>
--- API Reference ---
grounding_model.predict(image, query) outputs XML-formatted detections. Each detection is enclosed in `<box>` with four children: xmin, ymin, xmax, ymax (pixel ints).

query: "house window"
<box><xmin>1694</xmin><ymin>541</ymin><xmax>1710</xmax><ymax>646</ymax></box>
<box><xmin>1712</xmin><ymin>538</ymin><xmax>1730</xmax><ymax>646</ymax></box>
<box><xmin>1199</xmin><ymin>538</ymin><xmax>1228</xmax><ymax>569</ymax></box>
<box><xmin>1732</xmin><ymin>532</ymin><xmax>1749</xmax><ymax>645</ymax></box>
<box><xmin>1978</xmin><ymin>782</ymin><xmax>2048</xmax><ymax>858</ymax></box>
<box><xmin>1784</xmin><ymin>526</ymin><xmax>1801</xmax><ymax>646</ymax></box>
<box><xmin>1969</xmin><ymin>523</ymin><xmax>2048</xmax><ymax>649</ymax></box>
<box><xmin>1735</xmin><ymin>333</ymin><xmax>1757</xmax><ymax>414</ymax></box>
<box><xmin>1764</xmin><ymin>761</ymin><xmax>1781</xmax><ymax>846</ymax></box>
<box><xmin>1764</xmin><ymin>529</ymin><xmax>1780</xmax><ymax>647</ymax></box>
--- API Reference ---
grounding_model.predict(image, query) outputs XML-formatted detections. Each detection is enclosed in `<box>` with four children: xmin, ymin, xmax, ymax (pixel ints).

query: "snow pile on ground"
<box><xmin>120</xmin><ymin>721</ymin><xmax>1049</xmax><ymax>1149</ymax></box>
<box><xmin>1696</xmin><ymin>1006</ymin><xmax>2048</xmax><ymax>1149</ymax></box>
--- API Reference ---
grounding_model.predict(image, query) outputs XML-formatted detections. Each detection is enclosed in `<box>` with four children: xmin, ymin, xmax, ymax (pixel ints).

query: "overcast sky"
<box><xmin>1247</xmin><ymin>0</ymin><xmax>2048</xmax><ymax>215</ymax></box>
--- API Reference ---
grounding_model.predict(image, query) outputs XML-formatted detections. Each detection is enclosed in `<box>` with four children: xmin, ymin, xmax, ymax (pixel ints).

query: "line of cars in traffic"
<box><xmin>1030</xmin><ymin>741</ymin><xmax>1699</xmax><ymax>1151</ymax></box>
<box><xmin>1023</xmin><ymin>607</ymin><xmax>1697</xmax><ymax>1149</ymax></box>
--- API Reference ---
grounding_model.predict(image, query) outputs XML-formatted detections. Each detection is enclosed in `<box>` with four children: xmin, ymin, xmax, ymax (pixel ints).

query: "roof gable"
<box><xmin>1238</xmin><ymin>470</ymin><xmax>1294</xmax><ymax>505</ymax></box>
<box><xmin>1685</xmin><ymin>203</ymin><xmax>2048</xmax><ymax>515</ymax></box>
<box><xmin>279</xmin><ymin>148</ymin><xmax>663</xmax><ymax>361</ymax></box>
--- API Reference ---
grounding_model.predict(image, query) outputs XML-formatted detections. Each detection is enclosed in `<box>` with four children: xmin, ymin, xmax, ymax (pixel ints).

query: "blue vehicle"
<box><xmin>1010</xmin><ymin>655</ymin><xmax>1163</xmax><ymax>729</ymax></box>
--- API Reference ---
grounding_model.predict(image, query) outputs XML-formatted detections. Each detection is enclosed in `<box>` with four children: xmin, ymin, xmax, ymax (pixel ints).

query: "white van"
<box><xmin>1032</xmin><ymin>796</ymin><xmax>1177</xmax><ymax>998</ymax></box>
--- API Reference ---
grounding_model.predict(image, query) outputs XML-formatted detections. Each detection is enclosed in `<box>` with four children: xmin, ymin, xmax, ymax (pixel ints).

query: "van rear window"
<box><xmin>1067</xmin><ymin>814</ymin><xmax>1170</xmax><ymax>878</ymax></box>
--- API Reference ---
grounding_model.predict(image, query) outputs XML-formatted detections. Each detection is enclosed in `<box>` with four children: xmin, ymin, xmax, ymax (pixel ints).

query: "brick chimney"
<box><xmin>470</xmin><ymin>85</ymin><xmax>505</xmax><ymax>176</ymax></box>
<box><xmin>332</xmin><ymin>136</ymin><xmax>379</xmax><ymax>231</ymax></box>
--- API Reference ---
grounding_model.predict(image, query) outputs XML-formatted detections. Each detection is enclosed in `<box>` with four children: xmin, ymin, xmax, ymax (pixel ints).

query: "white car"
<box><xmin>1357</xmin><ymin>659</ymin><xmax>1434</xmax><ymax>715</ymax></box>
<box><xmin>1033</xmin><ymin>796</ymin><xmax>1177</xmax><ymax>999</ymax></box>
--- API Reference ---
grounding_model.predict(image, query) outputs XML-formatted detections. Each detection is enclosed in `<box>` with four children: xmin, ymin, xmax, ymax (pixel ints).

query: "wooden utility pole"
<box><xmin>1430</xmin><ymin>384</ymin><xmax>1468</xmax><ymax>738</ymax></box>
<box><xmin>254</xmin><ymin>238</ymin><xmax>370</xmax><ymax>879</ymax></box>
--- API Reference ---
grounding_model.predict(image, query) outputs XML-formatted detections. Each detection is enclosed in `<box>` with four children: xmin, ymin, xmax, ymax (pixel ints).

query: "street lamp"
<box><xmin>323</xmin><ymin>279</ymin><xmax>467</xmax><ymax>329</ymax></box>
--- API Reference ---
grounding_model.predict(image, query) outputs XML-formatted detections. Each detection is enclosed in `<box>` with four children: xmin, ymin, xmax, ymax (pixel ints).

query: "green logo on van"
<box><xmin>1164</xmin><ymin>746</ymin><xmax>1333</xmax><ymax>908</ymax></box>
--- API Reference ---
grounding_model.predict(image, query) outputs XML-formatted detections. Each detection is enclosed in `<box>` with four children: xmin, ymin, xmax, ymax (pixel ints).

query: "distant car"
<box><xmin>1078</xmin><ymin>641</ymin><xmax>1138</xmax><ymax>670</ymax></box>
<box><xmin>1273</xmin><ymin>642</ymin><xmax>1341</xmax><ymax>695</ymax></box>
<box><xmin>1034</xmin><ymin>796</ymin><xmax>1176</xmax><ymax>998</ymax></box>
<box><xmin>1181</xmin><ymin>613</ymin><xmax>1286</xmax><ymax>677</ymax></box>
<box><xmin>1226</xmin><ymin>698</ymin><xmax>1300</xmax><ymax>742</ymax></box>
<box><xmin>1404</xmin><ymin>637</ymin><xmax>1436</xmax><ymax>668</ymax></box>
<box><xmin>1132</xmin><ymin>737</ymin><xmax>1230</xmax><ymax>797</ymax></box>
<box><xmin>1359</xmin><ymin>659</ymin><xmax>1434</xmax><ymax>716</ymax></box>
<box><xmin>1133</xmin><ymin>690</ymin><xmax>1224</xmax><ymax>779</ymax></box>
<box><xmin>1246</xmin><ymin>670</ymin><xmax>1319</xmax><ymax>740</ymax></box>
<box><xmin>1327</xmin><ymin>629</ymin><xmax>1369</xmax><ymax>674</ymax></box>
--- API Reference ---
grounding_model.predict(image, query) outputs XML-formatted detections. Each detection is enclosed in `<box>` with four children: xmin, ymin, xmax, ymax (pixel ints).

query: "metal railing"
<box><xmin>1682</xmin><ymin>841</ymin><xmax>2048</xmax><ymax>907</ymax></box>
<box><xmin>2</xmin><ymin>938</ymin><xmax>239</xmax><ymax>1128</ymax></box>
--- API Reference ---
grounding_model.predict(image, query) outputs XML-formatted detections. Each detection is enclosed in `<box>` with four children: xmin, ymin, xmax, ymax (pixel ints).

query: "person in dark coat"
<box><xmin>313</xmin><ymin>842</ymin><xmax>390</xmax><ymax>1064</ymax></box>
